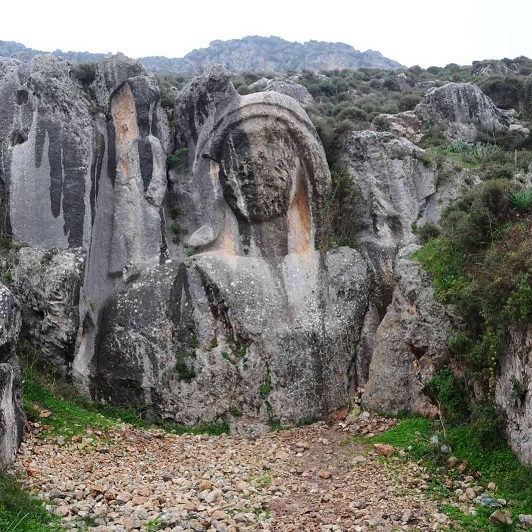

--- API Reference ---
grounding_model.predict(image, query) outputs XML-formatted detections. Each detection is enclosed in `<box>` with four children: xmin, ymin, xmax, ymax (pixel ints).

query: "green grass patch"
<box><xmin>23</xmin><ymin>364</ymin><xmax>116</xmax><ymax>438</ymax></box>
<box><xmin>369</xmin><ymin>417</ymin><xmax>532</xmax><ymax>529</ymax></box>
<box><xmin>0</xmin><ymin>471</ymin><xmax>62</xmax><ymax>531</ymax></box>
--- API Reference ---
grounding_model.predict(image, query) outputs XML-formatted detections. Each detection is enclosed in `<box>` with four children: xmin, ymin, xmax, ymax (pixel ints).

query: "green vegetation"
<box><xmin>409</xmin><ymin>175</ymin><xmax>532</xmax><ymax>527</ymax></box>
<box><xmin>369</xmin><ymin>417</ymin><xmax>532</xmax><ymax>530</ymax></box>
<box><xmin>155</xmin><ymin>73</ymin><xmax>186</xmax><ymax>109</ymax></box>
<box><xmin>71</xmin><ymin>62</ymin><xmax>96</xmax><ymax>86</ymax></box>
<box><xmin>20</xmin><ymin>343</ymin><xmax>227</xmax><ymax>437</ymax></box>
<box><xmin>1</xmin><ymin>270</ymin><xmax>12</xmax><ymax>285</ymax></box>
<box><xmin>0</xmin><ymin>471</ymin><xmax>61</xmax><ymax>531</ymax></box>
<box><xmin>321</xmin><ymin>164</ymin><xmax>364</xmax><ymax>249</ymax></box>
<box><xmin>175</xmin><ymin>351</ymin><xmax>196</xmax><ymax>382</ymax></box>
<box><xmin>170</xmin><ymin>221</ymin><xmax>184</xmax><ymax>244</ymax></box>
<box><xmin>167</xmin><ymin>147</ymin><xmax>189</xmax><ymax>169</ymax></box>
<box><xmin>415</xmin><ymin>179</ymin><xmax>532</xmax><ymax>391</ymax></box>
<box><xmin>509</xmin><ymin>187</ymin><xmax>532</xmax><ymax>210</ymax></box>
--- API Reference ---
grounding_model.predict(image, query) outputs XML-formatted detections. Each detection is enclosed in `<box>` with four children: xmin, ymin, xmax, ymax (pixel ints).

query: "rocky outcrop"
<box><xmin>414</xmin><ymin>82</ymin><xmax>511</xmax><ymax>143</ymax></box>
<box><xmin>249</xmin><ymin>77</ymin><xmax>314</xmax><ymax>105</ymax></box>
<box><xmin>363</xmin><ymin>246</ymin><xmax>456</xmax><ymax>416</ymax></box>
<box><xmin>94</xmin><ymin>68</ymin><xmax>371</xmax><ymax>430</ymax></box>
<box><xmin>0</xmin><ymin>283</ymin><xmax>24</xmax><ymax>466</ymax></box>
<box><xmin>11</xmin><ymin>248</ymin><xmax>85</xmax><ymax>372</ymax></box>
<box><xmin>344</xmin><ymin>130</ymin><xmax>478</xmax><ymax>296</ymax></box>
<box><xmin>343</xmin><ymin>130</ymin><xmax>478</xmax><ymax>388</ymax></box>
<box><xmin>0</xmin><ymin>52</ymin><xmax>171</xmax><ymax>385</ymax></box>
<box><xmin>496</xmin><ymin>325</ymin><xmax>532</xmax><ymax>464</ymax></box>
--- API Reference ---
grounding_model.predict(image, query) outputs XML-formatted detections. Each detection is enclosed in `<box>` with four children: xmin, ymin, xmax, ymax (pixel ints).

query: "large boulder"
<box><xmin>495</xmin><ymin>325</ymin><xmax>532</xmax><ymax>464</ymax></box>
<box><xmin>0</xmin><ymin>54</ymin><xmax>94</xmax><ymax>249</ymax></box>
<box><xmin>249</xmin><ymin>77</ymin><xmax>314</xmax><ymax>105</ymax></box>
<box><xmin>363</xmin><ymin>246</ymin><xmax>456</xmax><ymax>416</ymax></box>
<box><xmin>94</xmin><ymin>68</ymin><xmax>371</xmax><ymax>430</ymax></box>
<box><xmin>0</xmin><ymin>283</ymin><xmax>24</xmax><ymax>467</ymax></box>
<box><xmin>414</xmin><ymin>82</ymin><xmax>511</xmax><ymax>142</ymax></box>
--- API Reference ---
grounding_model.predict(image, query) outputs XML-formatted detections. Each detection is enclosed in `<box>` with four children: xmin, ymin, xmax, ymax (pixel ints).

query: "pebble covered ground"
<box><xmin>14</xmin><ymin>413</ymin><xmax>462</xmax><ymax>531</ymax></box>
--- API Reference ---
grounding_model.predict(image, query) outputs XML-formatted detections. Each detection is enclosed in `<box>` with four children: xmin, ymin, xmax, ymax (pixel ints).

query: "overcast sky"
<box><xmin>3</xmin><ymin>0</ymin><xmax>531</xmax><ymax>68</ymax></box>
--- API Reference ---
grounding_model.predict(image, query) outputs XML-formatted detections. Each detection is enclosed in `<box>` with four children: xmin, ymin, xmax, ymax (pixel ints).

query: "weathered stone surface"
<box><xmin>0</xmin><ymin>283</ymin><xmax>24</xmax><ymax>466</ymax></box>
<box><xmin>249</xmin><ymin>77</ymin><xmax>314</xmax><ymax>104</ymax></box>
<box><xmin>363</xmin><ymin>245</ymin><xmax>456</xmax><ymax>417</ymax></box>
<box><xmin>95</xmin><ymin>68</ymin><xmax>370</xmax><ymax>428</ymax></box>
<box><xmin>383</xmin><ymin>73</ymin><xmax>412</xmax><ymax>92</ymax></box>
<box><xmin>374</xmin><ymin>111</ymin><xmax>424</xmax><ymax>144</ymax></box>
<box><xmin>414</xmin><ymin>82</ymin><xmax>511</xmax><ymax>142</ymax></box>
<box><xmin>495</xmin><ymin>324</ymin><xmax>532</xmax><ymax>464</ymax></box>
<box><xmin>343</xmin><ymin>131</ymin><xmax>478</xmax><ymax>383</ymax></box>
<box><xmin>11</xmin><ymin>247</ymin><xmax>85</xmax><ymax>372</ymax></box>
<box><xmin>0</xmin><ymin>51</ymin><xmax>172</xmax><ymax>391</ymax></box>
<box><xmin>0</xmin><ymin>54</ymin><xmax>94</xmax><ymax>249</ymax></box>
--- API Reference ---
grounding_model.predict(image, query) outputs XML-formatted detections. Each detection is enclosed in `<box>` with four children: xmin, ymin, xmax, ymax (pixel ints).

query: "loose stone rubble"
<box><xmin>14</xmin><ymin>412</ymin><xmax>519</xmax><ymax>531</ymax></box>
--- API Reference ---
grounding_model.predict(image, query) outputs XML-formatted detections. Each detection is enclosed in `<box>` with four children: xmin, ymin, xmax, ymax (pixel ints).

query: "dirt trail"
<box><xmin>15</xmin><ymin>417</ymin><xmax>452</xmax><ymax>531</ymax></box>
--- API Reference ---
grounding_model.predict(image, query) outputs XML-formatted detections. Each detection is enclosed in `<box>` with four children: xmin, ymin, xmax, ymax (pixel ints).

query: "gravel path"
<box><xmin>15</xmin><ymin>416</ymin><xmax>453</xmax><ymax>531</ymax></box>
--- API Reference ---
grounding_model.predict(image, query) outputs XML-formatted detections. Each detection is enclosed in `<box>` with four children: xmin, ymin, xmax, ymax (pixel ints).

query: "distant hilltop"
<box><xmin>0</xmin><ymin>36</ymin><xmax>404</xmax><ymax>75</ymax></box>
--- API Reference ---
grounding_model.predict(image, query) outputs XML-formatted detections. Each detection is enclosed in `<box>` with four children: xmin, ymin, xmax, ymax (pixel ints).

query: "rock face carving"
<box><xmin>0</xmin><ymin>283</ymin><xmax>25</xmax><ymax>467</ymax></box>
<box><xmin>95</xmin><ymin>67</ymin><xmax>370</xmax><ymax>430</ymax></box>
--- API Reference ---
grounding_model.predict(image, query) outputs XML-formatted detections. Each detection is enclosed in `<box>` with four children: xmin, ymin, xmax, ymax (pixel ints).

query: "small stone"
<box><xmin>55</xmin><ymin>506</ymin><xmax>70</xmax><ymax>517</ymax></box>
<box><xmin>457</xmin><ymin>461</ymin><xmax>469</xmax><ymax>473</ymax></box>
<box><xmin>205</xmin><ymin>489</ymin><xmax>222</xmax><ymax>504</ymax></box>
<box><xmin>465</xmin><ymin>487</ymin><xmax>476</xmax><ymax>500</ymax></box>
<box><xmin>489</xmin><ymin>510</ymin><xmax>513</xmax><ymax>525</ymax></box>
<box><xmin>448</xmin><ymin>456</ymin><xmax>459</xmax><ymax>468</ymax></box>
<box><xmin>353</xmin><ymin>455</ymin><xmax>366</xmax><ymax>464</ymax></box>
<box><xmin>490</xmin><ymin>510</ymin><xmax>513</xmax><ymax>525</ymax></box>
<box><xmin>401</xmin><ymin>509</ymin><xmax>412</xmax><ymax>523</ymax></box>
<box><xmin>374</xmin><ymin>444</ymin><xmax>395</xmax><ymax>457</ymax></box>
<box><xmin>198</xmin><ymin>480</ymin><xmax>213</xmax><ymax>491</ymax></box>
<box><xmin>354</xmin><ymin>499</ymin><xmax>367</xmax><ymax>509</ymax></box>
<box><xmin>211</xmin><ymin>510</ymin><xmax>227</xmax><ymax>520</ymax></box>
<box><xmin>318</xmin><ymin>470</ymin><xmax>332</xmax><ymax>479</ymax></box>
<box><xmin>519</xmin><ymin>514</ymin><xmax>532</xmax><ymax>527</ymax></box>
<box><xmin>488</xmin><ymin>482</ymin><xmax>497</xmax><ymax>491</ymax></box>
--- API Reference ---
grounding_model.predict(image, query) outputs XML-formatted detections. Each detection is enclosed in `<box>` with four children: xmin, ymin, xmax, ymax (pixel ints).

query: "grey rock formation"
<box><xmin>414</xmin><ymin>82</ymin><xmax>511</xmax><ymax>143</ymax></box>
<box><xmin>342</xmin><ymin>130</ymin><xmax>478</xmax><ymax>386</ymax></box>
<box><xmin>249</xmin><ymin>77</ymin><xmax>314</xmax><ymax>105</ymax></box>
<box><xmin>344</xmin><ymin>129</ymin><xmax>478</xmax><ymax>294</ymax></box>
<box><xmin>472</xmin><ymin>59</ymin><xmax>522</xmax><ymax>77</ymax></box>
<box><xmin>0</xmin><ymin>52</ymin><xmax>171</xmax><ymax>383</ymax></box>
<box><xmin>363</xmin><ymin>245</ymin><xmax>456</xmax><ymax>416</ymax></box>
<box><xmin>11</xmin><ymin>248</ymin><xmax>85</xmax><ymax>372</ymax></box>
<box><xmin>496</xmin><ymin>325</ymin><xmax>532</xmax><ymax>464</ymax></box>
<box><xmin>374</xmin><ymin>111</ymin><xmax>424</xmax><ymax>144</ymax></box>
<box><xmin>0</xmin><ymin>54</ymin><xmax>93</xmax><ymax>249</ymax></box>
<box><xmin>0</xmin><ymin>283</ymin><xmax>24</xmax><ymax>467</ymax></box>
<box><xmin>95</xmin><ymin>68</ymin><xmax>370</xmax><ymax>429</ymax></box>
